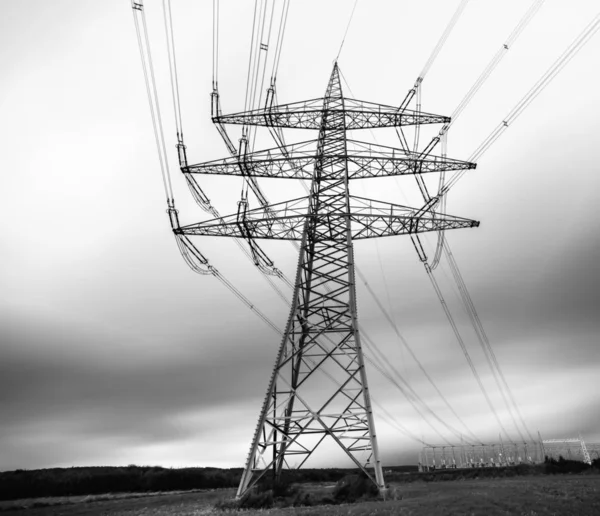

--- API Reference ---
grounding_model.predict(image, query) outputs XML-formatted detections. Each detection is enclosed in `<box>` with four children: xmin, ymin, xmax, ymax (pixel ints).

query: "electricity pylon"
<box><xmin>177</xmin><ymin>64</ymin><xmax>479</xmax><ymax>497</ymax></box>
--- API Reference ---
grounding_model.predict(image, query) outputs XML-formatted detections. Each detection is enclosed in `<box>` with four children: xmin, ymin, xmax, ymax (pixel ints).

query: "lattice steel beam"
<box><xmin>177</xmin><ymin>196</ymin><xmax>479</xmax><ymax>241</ymax></box>
<box><xmin>184</xmin><ymin>139</ymin><xmax>476</xmax><ymax>180</ymax></box>
<box><xmin>214</xmin><ymin>97</ymin><xmax>449</xmax><ymax>130</ymax></box>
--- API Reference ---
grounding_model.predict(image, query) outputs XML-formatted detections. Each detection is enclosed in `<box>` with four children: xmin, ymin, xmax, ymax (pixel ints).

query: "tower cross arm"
<box><xmin>183</xmin><ymin>139</ymin><xmax>476</xmax><ymax>180</ymax></box>
<box><xmin>175</xmin><ymin>198</ymin><xmax>479</xmax><ymax>241</ymax></box>
<box><xmin>214</xmin><ymin>98</ymin><xmax>450</xmax><ymax>130</ymax></box>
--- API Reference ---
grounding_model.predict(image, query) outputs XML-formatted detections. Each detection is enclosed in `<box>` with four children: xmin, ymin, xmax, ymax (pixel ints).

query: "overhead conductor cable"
<box><xmin>441</xmin><ymin>11</ymin><xmax>600</xmax><ymax>196</ymax></box>
<box><xmin>429</xmin><ymin>0</ymin><xmax>545</xmax><ymax>270</ymax></box>
<box><xmin>131</xmin><ymin>0</ymin><xmax>288</xmax><ymax>318</ymax></box>
<box><xmin>340</xmin><ymin>0</ymin><xmax>486</xmax><ymax>441</ymax></box>
<box><xmin>405</xmin><ymin>1</ymin><xmax>559</xmax><ymax>443</ymax></box>
<box><xmin>210</xmin><ymin>0</ymin><xmax>291</xmax><ymax>280</ymax></box>
<box><xmin>337</xmin><ymin>65</ymin><xmax>484</xmax><ymax>445</ymax></box>
<box><xmin>418</xmin><ymin>0</ymin><xmax>548</xmax><ymax>442</ymax></box>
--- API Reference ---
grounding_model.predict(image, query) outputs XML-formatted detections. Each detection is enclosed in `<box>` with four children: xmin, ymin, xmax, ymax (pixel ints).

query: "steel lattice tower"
<box><xmin>177</xmin><ymin>64</ymin><xmax>479</xmax><ymax>496</ymax></box>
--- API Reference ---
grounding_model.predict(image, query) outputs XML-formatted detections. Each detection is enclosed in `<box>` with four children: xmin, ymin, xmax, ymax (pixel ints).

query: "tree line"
<box><xmin>1</xmin><ymin>459</ymin><xmax>596</xmax><ymax>501</ymax></box>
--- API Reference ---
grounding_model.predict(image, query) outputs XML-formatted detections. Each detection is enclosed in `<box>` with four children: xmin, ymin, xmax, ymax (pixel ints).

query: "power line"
<box><xmin>362</xmin><ymin>334</ymin><xmax>481</xmax><ymax>445</ymax></box>
<box><xmin>396</xmin><ymin>1</ymin><xmax>593</xmax><ymax>446</ymax></box>
<box><xmin>212</xmin><ymin>0</ymin><xmax>219</xmax><ymax>91</ymax></box>
<box><xmin>131</xmin><ymin>0</ymin><xmax>174</xmax><ymax>206</ymax></box>
<box><xmin>335</xmin><ymin>0</ymin><xmax>359</xmax><ymax>62</ymax></box>
<box><xmin>442</xmin><ymin>240</ymin><xmax>535</xmax><ymax>442</ymax></box>
<box><xmin>131</xmin><ymin>0</ymin><xmax>292</xmax><ymax>318</ymax></box>
<box><xmin>337</xmin><ymin>70</ymin><xmax>480</xmax><ymax>443</ymax></box>
<box><xmin>418</xmin><ymin>0</ymin><xmax>470</xmax><ymax>82</ymax></box>
<box><xmin>415</xmin><ymin>242</ymin><xmax>515</xmax><ymax>442</ymax></box>
<box><xmin>450</xmin><ymin>0</ymin><xmax>545</xmax><ymax>125</ymax></box>
<box><xmin>270</xmin><ymin>0</ymin><xmax>291</xmax><ymax>87</ymax></box>
<box><xmin>162</xmin><ymin>0</ymin><xmax>184</xmax><ymax>140</ymax></box>
<box><xmin>443</xmin><ymin>11</ymin><xmax>600</xmax><ymax>195</ymax></box>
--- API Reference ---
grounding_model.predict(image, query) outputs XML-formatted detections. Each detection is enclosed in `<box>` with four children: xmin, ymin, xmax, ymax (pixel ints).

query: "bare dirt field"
<box><xmin>2</xmin><ymin>475</ymin><xmax>599</xmax><ymax>515</ymax></box>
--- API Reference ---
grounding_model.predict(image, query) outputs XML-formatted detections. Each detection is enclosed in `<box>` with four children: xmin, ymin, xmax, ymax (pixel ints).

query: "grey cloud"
<box><xmin>0</xmin><ymin>310</ymin><xmax>275</xmax><ymax>453</ymax></box>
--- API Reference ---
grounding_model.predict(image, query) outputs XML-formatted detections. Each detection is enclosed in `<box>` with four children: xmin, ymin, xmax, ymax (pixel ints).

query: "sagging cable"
<box><xmin>162</xmin><ymin>0</ymin><xmax>185</xmax><ymax>154</ymax></box>
<box><xmin>398</xmin><ymin>0</ymin><xmax>470</xmax><ymax>112</ymax></box>
<box><xmin>450</xmin><ymin>0</ymin><xmax>546</xmax><ymax>126</ymax></box>
<box><xmin>436</xmin><ymin>11</ymin><xmax>600</xmax><ymax>202</ymax></box>
<box><xmin>212</xmin><ymin>0</ymin><xmax>220</xmax><ymax>92</ymax></box>
<box><xmin>362</xmin><ymin>350</ymin><xmax>454</xmax><ymax>446</ymax></box>
<box><xmin>407</xmin><ymin>0</ymin><xmax>546</xmax><ymax>226</ymax></box>
<box><xmin>207</xmin><ymin>2</ymin><xmax>288</xmax><ymax>281</ymax></box>
<box><xmin>362</xmin><ymin>332</ymin><xmax>481</xmax><ymax>445</ymax></box>
<box><xmin>411</xmin><ymin>234</ymin><xmax>515</xmax><ymax>442</ymax></box>
<box><xmin>419</xmin><ymin>0</ymin><xmax>471</xmax><ymax>82</ymax></box>
<box><xmin>442</xmin><ymin>240</ymin><xmax>534</xmax><ymax>442</ymax></box>
<box><xmin>357</xmin><ymin>269</ymin><xmax>482</xmax><ymax>444</ymax></box>
<box><xmin>132</xmin><ymin>0</ymin><xmax>287</xmax><ymax>305</ymax></box>
<box><xmin>131</xmin><ymin>0</ymin><xmax>174</xmax><ymax>208</ymax></box>
<box><xmin>132</xmin><ymin>1</ymin><xmax>214</xmax><ymax>279</ymax></box>
<box><xmin>269</xmin><ymin>0</ymin><xmax>291</xmax><ymax>88</ymax></box>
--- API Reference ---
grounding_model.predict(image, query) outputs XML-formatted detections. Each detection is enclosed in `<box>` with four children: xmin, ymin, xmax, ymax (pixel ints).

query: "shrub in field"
<box><xmin>544</xmin><ymin>456</ymin><xmax>591</xmax><ymax>475</ymax></box>
<box><xmin>332</xmin><ymin>474</ymin><xmax>379</xmax><ymax>503</ymax></box>
<box><xmin>213</xmin><ymin>497</ymin><xmax>238</xmax><ymax>511</ymax></box>
<box><xmin>292</xmin><ymin>492</ymin><xmax>314</xmax><ymax>507</ymax></box>
<box><xmin>238</xmin><ymin>489</ymin><xmax>274</xmax><ymax>509</ymax></box>
<box><xmin>513</xmin><ymin>463</ymin><xmax>537</xmax><ymax>476</ymax></box>
<box><xmin>269</xmin><ymin>477</ymin><xmax>297</xmax><ymax>498</ymax></box>
<box><xmin>233</xmin><ymin>477</ymin><xmax>298</xmax><ymax>510</ymax></box>
<box><xmin>292</xmin><ymin>492</ymin><xmax>338</xmax><ymax>507</ymax></box>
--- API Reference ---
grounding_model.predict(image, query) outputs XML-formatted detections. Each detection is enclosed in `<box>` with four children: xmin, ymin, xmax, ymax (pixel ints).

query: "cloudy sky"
<box><xmin>1</xmin><ymin>0</ymin><xmax>599</xmax><ymax>472</ymax></box>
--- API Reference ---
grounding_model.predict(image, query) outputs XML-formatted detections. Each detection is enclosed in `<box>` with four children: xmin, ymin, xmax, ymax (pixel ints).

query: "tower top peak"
<box><xmin>325</xmin><ymin>62</ymin><xmax>343</xmax><ymax>100</ymax></box>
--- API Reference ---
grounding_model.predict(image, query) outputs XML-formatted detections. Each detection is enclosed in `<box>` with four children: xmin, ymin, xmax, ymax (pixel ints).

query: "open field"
<box><xmin>1</xmin><ymin>475</ymin><xmax>599</xmax><ymax>515</ymax></box>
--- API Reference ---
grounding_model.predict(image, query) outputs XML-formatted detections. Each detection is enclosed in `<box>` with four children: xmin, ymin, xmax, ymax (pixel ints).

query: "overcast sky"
<box><xmin>1</xmin><ymin>0</ymin><xmax>599</xmax><ymax>472</ymax></box>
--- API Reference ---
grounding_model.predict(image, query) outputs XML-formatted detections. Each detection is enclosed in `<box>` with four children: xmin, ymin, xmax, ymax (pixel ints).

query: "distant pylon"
<box><xmin>177</xmin><ymin>64</ymin><xmax>479</xmax><ymax>497</ymax></box>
